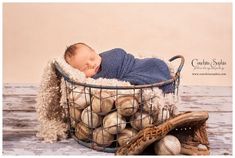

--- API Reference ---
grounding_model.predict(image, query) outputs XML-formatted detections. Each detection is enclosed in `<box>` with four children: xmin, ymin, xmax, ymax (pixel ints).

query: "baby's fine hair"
<box><xmin>64</xmin><ymin>42</ymin><xmax>93</xmax><ymax>61</ymax></box>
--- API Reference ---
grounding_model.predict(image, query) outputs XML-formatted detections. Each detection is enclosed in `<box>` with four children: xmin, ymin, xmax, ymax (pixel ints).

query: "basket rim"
<box><xmin>55</xmin><ymin>55</ymin><xmax>184</xmax><ymax>90</ymax></box>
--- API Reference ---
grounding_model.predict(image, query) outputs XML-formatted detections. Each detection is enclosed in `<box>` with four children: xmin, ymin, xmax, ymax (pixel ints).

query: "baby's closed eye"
<box><xmin>82</xmin><ymin>64</ymin><xmax>95</xmax><ymax>71</ymax></box>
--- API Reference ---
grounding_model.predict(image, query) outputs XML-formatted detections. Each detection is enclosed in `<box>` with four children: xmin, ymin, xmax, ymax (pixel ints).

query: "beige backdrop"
<box><xmin>3</xmin><ymin>3</ymin><xmax>232</xmax><ymax>86</ymax></box>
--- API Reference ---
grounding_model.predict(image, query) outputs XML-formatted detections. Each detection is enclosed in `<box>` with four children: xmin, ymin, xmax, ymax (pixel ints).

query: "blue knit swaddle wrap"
<box><xmin>92</xmin><ymin>48</ymin><xmax>174</xmax><ymax>93</ymax></box>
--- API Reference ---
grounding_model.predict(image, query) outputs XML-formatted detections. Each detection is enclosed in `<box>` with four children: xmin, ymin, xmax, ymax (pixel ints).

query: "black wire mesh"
<box><xmin>55</xmin><ymin>55</ymin><xmax>184</xmax><ymax>153</ymax></box>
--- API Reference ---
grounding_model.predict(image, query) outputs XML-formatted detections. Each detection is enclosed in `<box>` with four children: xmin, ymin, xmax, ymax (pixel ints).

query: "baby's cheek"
<box><xmin>91</xmin><ymin>70</ymin><xmax>97</xmax><ymax>76</ymax></box>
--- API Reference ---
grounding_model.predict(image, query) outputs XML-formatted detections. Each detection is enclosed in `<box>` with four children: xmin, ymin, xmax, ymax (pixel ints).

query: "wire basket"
<box><xmin>55</xmin><ymin>55</ymin><xmax>184</xmax><ymax>153</ymax></box>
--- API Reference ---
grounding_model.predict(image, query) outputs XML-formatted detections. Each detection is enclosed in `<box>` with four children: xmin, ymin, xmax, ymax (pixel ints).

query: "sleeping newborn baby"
<box><xmin>64</xmin><ymin>42</ymin><xmax>174</xmax><ymax>93</ymax></box>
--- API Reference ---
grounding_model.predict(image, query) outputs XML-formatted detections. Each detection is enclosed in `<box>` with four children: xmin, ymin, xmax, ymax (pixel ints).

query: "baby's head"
<box><xmin>64</xmin><ymin>42</ymin><xmax>102</xmax><ymax>77</ymax></box>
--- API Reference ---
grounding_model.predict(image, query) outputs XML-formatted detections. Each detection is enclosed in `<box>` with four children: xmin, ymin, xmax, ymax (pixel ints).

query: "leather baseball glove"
<box><xmin>115</xmin><ymin>111</ymin><xmax>210</xmax><ymax>155</ymax></box>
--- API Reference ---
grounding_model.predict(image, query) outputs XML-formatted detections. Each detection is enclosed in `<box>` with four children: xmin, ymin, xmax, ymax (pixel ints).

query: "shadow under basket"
<box><xmin>55</xmin><ymin>55</ymin><xmax>185</xmax><ymax>153</ymax></box>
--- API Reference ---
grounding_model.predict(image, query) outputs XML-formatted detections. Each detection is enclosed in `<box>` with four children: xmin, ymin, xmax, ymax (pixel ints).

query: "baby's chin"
<box><xmin>86</xmin><ymin>72</ymin><xmax>97</xmax><ymax>78</ymax></box>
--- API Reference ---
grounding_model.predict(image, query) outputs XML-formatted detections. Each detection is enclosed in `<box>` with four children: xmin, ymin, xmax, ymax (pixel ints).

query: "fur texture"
<box><xmin>35</xmin><ymin>56</ymin><xmax>179</xmax><ymax>143</ymax></box>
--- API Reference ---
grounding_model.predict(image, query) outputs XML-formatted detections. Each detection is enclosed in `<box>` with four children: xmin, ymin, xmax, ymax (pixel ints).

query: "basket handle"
<box><xmin>169</xmin><ymin>55</ymin><xmax>185</xmax><ymax>77</ymax></box>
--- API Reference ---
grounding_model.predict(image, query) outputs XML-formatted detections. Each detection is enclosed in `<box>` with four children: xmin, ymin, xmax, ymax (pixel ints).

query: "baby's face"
<box><xmin>67</xmin><ymin>46</ymin><xmax>101</xmax><ymax>77</ymax></box>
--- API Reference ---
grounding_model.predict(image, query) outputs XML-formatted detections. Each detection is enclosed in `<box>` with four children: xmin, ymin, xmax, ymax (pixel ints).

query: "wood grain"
<box><xmin>2</xmin><ymin>84</ymin><xmax>232</xmax><ymax>155</ymax></box>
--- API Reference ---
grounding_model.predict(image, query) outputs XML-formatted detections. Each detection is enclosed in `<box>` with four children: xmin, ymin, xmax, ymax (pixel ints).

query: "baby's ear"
<box><xmin>55</xmin><ymin>56</ymin><xmax>86</xmax><ymax>83</ymax></box>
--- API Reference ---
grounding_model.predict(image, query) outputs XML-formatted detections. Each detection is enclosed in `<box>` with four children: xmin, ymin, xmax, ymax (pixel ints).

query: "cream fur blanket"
<box><xmin>35</xmin><ymin>56</ymin><xmax>179</xmax><ymax>143</ymax></box>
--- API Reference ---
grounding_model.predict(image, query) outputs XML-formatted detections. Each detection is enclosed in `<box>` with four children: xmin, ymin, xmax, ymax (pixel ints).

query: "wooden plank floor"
<box><xmin>2</xmin><ymin>83</ymin><xmax>232</xmax><ymax>155</ymax></box>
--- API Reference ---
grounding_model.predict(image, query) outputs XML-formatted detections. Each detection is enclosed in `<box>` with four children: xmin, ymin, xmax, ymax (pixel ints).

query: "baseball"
<box><xmin>69</xmin><ymin>106</ymin><xmax>82</xmax><ymax>122</ymax></box>
<box><xmin>154</xmin><ymin>135</ymin><xmax>181</xmax><ymax>155</ymax></box>
<box><xmin>142</xmin><ymin>88</ymin><xmax>164</xmax><ymax>114</ymax></box>
<box><xmin>93</xmin><ymin>127</ymin><xmax>114</xmax><ymax>147</ymax></box>
<box><xmin>69</xmin><ymin>87</ymin><xmax>90</xmax><ymax>109</ymax></box>
<box><xmin>91</xmin><ymin>91</ymin><xmax>114</xmax><ymax>115</ymax></box>
<box><xmin>157</xmin><ymin>107</ymin><xmax>170</xmax><ymax>125</ymax></box>
<box><xmin>81</xmin><ymin>106</ymin><xmax>101</xmax><ymax>128</ymax></box>
<box><xmin>115</xmin><ymin>95</ymin><xmax>139</xmax><ymax>116</ymax></box>
<box><xmin>74</xmin><ymin>121</ymin><xmax>92</xmax><ymax>141</ymax></box>
<box><xmin>130</xmin><ymin>112</ymin><xmax>154</xmax><ymax>130</ymax></box>
<box><xmin>143</xmin><ymin>97</ymin><xmax>163</xmax><ymax>114</ymax></box>
<box><xmin>117</xmin><ymin>128</ymin><xmax>138</xmax><ymax>146</ymax></box>
<box><xmin>103</xmin><ymin>111</ymin><xmax>126</xmax><ymax>134</ymax></box>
